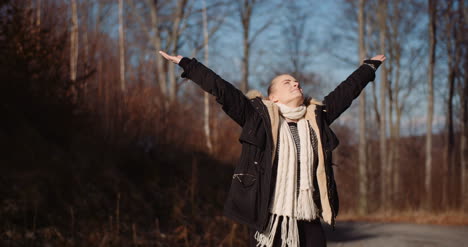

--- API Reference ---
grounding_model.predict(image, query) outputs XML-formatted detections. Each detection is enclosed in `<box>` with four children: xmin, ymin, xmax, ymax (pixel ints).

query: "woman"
<box><xmin>159</xmin><ymin>51</ymin><xmax>385</xmax><ymax>247</ymax></box>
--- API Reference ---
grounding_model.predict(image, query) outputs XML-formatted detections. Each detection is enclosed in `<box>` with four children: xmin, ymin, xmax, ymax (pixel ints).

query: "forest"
<box><xmin>0</xmin><ymin>0</ymin><xmax>466</xmax><ymax>246</ymax></box>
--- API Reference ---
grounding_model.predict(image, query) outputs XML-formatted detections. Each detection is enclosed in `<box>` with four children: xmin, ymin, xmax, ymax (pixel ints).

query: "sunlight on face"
<box><xmin>269</xmin><ymin>74</ymin><xmax>304</xmax><ymax>106</ymax></box>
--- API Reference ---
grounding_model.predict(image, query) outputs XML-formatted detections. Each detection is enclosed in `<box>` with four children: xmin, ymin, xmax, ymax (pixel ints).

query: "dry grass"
<box><xmin>337</xmin><ymin>209</ymin><xmax>468</xmax><ymax>226</ymax></box>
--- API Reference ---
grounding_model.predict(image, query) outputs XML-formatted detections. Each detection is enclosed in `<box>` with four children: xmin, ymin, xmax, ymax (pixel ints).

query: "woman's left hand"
<box><xmin>370</xmin><ymin>54</ymin><xmax>386</xmax><ymax>62</ymax></box>
<box><xmin>158</xmin><ymin>51</ymin><xmax>183</xmax><ymax>64</ymax></box>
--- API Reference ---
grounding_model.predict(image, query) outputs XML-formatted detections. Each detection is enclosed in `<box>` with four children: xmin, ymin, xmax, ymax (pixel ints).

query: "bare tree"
<box><xmin>378</xmin><ymin>0</ymin><xmax>389</xmax><ymax>209</ymax></box>
<box><xmin>202</xmin><ymin>0</ymin><xmax>213</xmax><ymax>153</ymax></box>
<box><xmin>70</xmin><ymin>0</ymin><xmax>79</xmax><ymax>102</ymax></box>
<box><xmin>440</xmin><ymin>0</ymin><xmax>460</xmax><ymax>209</ymax></box>
<box><xmin>147</xmin><ymin>0</ymin><xmax>167</xmax><ymax>99</ymax></box>
<box><xmin>462</xmin><ymin>41</ymin><xmax>468</xmax><ymax>210</ymax></box>
<box><xmin>425</xmin><ymin>0</ymin><xmax>437</xmax><ymax>209</ymax></box>
<box><xmin>453</xmin><ymin>0</ymin><xmax>466</xmax><ymax>209</ymax></box>
<box><xmin>119</xmin><ymin>0</ymin><xmax>126</xmax><ymax>92</ymax></box>
<box><xmin>168</xmin><ymin>0</ymin><xmax>188</xmax><ymax>102</ymax></box>
<box><xmin>357</xmin><ymin>0</ymin><xmax>368</xmax><ymax>215</ymax></box>
<box><xmin>462</xmin><ymin>0</ymin><xmax>468</xmax><ymax>208</ymax></box>
<box><xmin>36</xmin><ymin>0</ymin><xmax>40</xmax><ymax>28</ymax></box>
<box><xmin>236</xmin><ymin>0</ymin><xmax>272</xmax><ymax>93</ymax></box>
<box><xmin>385</xmin><ymin>0</ymin><xmax>425</xmax><ymax>207</ymax></box>
<box><xmin>81</xmin><ymin>0</ymin><xmax>90</xmax><ymax>98</ymax></box>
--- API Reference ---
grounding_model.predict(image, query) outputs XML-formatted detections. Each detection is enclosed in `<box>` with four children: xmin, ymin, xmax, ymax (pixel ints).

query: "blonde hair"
<box><xmin>267</xmin><ymin>74</ymin><xmax>292</xmax><ymax>98</ymax></box>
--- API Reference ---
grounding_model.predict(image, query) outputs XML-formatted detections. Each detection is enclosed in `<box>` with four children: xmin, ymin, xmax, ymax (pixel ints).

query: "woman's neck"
<box><xmin>285</xmin><ymin>118</ymin><xmax>298</xmax><ymax>123</ymax></box>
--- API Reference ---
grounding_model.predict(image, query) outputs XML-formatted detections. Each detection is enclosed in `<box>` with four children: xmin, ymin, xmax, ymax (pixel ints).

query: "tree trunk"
<box><xmin>36</xmin><ymin>0</ymin><xmax>40</xmax><ymax>27</ymax></box>
<box><xmin>34</xmin><ymin>0</ymin><xmax>41</xmax><ymax>51</ymax></box>
<box><xmin>82</xmin><ymin>0</ymin><xmax>89</xmax><ymax>99</ymax></box>
<box><xmin>388</xmin><ymin>0</ymin><xmax>402</xmax><ymax>208</ymax></box>
<box><xmin>29</xmin><ymin>0</ymin><xmax>33</xmax><ymax>26</ymax></box>
<box><xmin>462</xmin><ymin>46</ymin><xmax>468</xmax><ymax>210</ymax></box>
<box><xmin>240</xmin><ymin>1</ymin><xmax>252</xmax><ymax>93</ymax></box>
<box><xmin>445</xmin><ymin>63</ymin><xmax>455</xmax><ymax>209</ymax></box>
<box><xmin>357</xmin><ymin>0</ymin><xmax>368</xmax><ymax>215</ymax></box>
<box><xmin>425</xmin><ymin>0</ymin><xmax>436</xmax><ymax>210</ymax></box>
<box><xmin>364</xmin><ymin>9</ymin><xmax>380</xmax><ymax>211</ymax></box>
<box><xmin>168</xmin><ymin>0</ymin><xmax>188</xmax><ymax>103</ymax></box>
<box><xmin>118</xmin><ymin>0</ymin><xmax>126</xmax><ymax>92</ymax></box>
<box><xmin>70</xmin><ymin>0</ymin><xmax>78</xmax><ymax>103</ymax></box>
<box><xmin>392</xmin><ymin>56</ymin><xmax>402</xmax><ymax>207</ymax></box>
<box><xmin>202</xmin><ymin>0</ymin><xmax>213</xmax><ymax>153</ymax></box>
<box><xmin>148</xmin><ymin>0</ymin><xmax>167</xmax><ymax>99</ymax></box>
<box><xmin>378</xmin><ymin>0</ymin><xmax>388</xmax><ymax>210</ymax></box>
<box><xmin>442</xmin><ymin>0</ymin><xmax>456</xmax><ymax>209</ymax></box>
<box><xmin>461</xmin><ymin>0</ymin><xmax>468</xmax><ymax>209</ymax></box>
<box><xmin>387</xmin><ymin>33</ymin><xmax>395</xmax><ymax>208</ymax></box>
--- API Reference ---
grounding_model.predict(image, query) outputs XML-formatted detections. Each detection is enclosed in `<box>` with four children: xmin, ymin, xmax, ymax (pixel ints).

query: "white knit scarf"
<box><xmin>254</xmin><ymin>103</ymin><xmax>318</xmax><ymax>247</ymax></box>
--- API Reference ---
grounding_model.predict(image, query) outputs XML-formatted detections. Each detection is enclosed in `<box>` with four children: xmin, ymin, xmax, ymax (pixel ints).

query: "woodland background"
<box><xmin>0</xmin><ymin>0</ymin><xmax>466</xmax><ymax>246</ymax></box>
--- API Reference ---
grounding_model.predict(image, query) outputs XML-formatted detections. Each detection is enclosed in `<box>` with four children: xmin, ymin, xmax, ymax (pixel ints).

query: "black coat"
<box><xmin>178</xmin><ymin>57</ymin><xmax>378</xmax><ymax>232</ymax></box>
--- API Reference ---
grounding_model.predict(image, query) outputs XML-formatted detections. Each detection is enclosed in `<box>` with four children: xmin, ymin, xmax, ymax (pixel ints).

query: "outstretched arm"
<box><xmin>323</xmin><ymin>55</ymin><xmax>386</xmax><ymax>125</ymax></box>
<box><xmin>159</xmin><ymin>51</ymin><xmax>256</xmax><ymax>127</ymax></box>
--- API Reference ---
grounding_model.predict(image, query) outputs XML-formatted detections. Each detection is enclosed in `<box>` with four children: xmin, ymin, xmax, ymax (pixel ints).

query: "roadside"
<box><xmin>323</xmin><ymin>219</ymin><xmax>468</xmax><ymax>247</ymax></box>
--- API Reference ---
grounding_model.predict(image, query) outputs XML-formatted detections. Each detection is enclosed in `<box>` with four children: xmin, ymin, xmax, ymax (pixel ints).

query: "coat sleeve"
<box><xmin>178</xmin><ymin>57</ymin><xmax>255</xmax><ymax>127</ymax></box>
<box><xmin>322</xmin><ymin>64</ymin><xmax>377</xmax><ymax>125</ymax></box>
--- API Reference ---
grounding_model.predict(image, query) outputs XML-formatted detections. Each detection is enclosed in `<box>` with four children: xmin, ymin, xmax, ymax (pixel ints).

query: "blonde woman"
<box><xmin>160</xmin><ymin>51</ymin><xmax>385</xmax><ymax>247</ymax></box>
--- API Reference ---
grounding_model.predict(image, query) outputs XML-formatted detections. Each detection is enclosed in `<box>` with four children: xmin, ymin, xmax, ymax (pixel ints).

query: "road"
<box><xmin>323</xmin><ymin>221</ymin><xmax>468</xmax><ymax>247</ymax></box>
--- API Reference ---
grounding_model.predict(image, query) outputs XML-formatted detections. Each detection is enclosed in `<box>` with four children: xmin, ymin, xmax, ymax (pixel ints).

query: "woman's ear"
<box><xmin>268</xmin><ymin>94</ymin><xmax>276</xmax><ymax>102</ymax></box>
<box><xmin>271</xmin><ymin>96</ymin><xmax>279</xmax><ymax>103</ymax></box>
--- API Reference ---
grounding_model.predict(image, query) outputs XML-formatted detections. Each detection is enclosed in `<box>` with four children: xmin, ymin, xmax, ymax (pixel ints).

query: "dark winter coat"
<box><xmin>178</xmin><ymin>57</ymin><xmax>380</xmax><ymax>232</ymax></box>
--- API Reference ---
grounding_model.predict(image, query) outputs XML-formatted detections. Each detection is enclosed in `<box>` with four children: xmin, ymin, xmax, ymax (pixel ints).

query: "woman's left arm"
<box><xmin>322</xmin><ymin>55</ymin><xmax>386</xmax><ymax>125</ymax></box>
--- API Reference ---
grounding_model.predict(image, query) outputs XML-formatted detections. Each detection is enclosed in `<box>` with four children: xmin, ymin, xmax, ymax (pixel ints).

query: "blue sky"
<box><xmin>99</xmin><ymin>0</ymin><xmax>446</xmax><ymax>137</ymax></box>
<box><xmin>185</xmin><ymin>0</ymin><xmax>446</xmax><ymax>137</ymax></box>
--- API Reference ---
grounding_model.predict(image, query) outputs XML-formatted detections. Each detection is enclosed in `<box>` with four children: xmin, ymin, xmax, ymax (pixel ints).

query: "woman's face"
<box><xmin>269</xmin><ymin>74</ymin><xmax>304</xmax><ymax>106</ymax></box>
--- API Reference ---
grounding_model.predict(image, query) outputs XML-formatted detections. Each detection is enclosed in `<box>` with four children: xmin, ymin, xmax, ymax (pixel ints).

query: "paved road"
<box><xmin>322</xmin><ymin>221</ymin><xmax>468</xmax><ymax>247</ymax></box>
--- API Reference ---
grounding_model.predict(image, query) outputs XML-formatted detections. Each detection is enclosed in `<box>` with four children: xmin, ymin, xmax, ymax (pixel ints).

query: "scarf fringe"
<box><xmin>296</xmin><ymin>188</ymin><xmax>318</xmax><ymax>220</ymax></box>
<box><xmin>254</xmin><ymin>214</ymin><xmax>300</xmax><ymax>247</ymax></box>
<box><xmin>254</xmin><ymin>214</ymin><xmax>279</xmax><ymax>247</ymax></box>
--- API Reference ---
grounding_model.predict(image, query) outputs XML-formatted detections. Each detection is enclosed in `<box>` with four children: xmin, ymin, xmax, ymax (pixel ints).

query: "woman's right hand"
<box><xmin>158</xmin><ymin>51</ymin><xmax>183</xmax><ymax>64</ymax></box>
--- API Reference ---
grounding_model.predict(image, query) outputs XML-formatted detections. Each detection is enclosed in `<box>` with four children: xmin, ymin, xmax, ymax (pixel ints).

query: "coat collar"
<box><xmin>245</xmin><ymin>89</ymin><xmax>324</xmax><ymax>157</ymax></box>
<box><xmin>245</xmin><ymin>89</ymin><xmax>324</xmax><ymax>107</ymax></box>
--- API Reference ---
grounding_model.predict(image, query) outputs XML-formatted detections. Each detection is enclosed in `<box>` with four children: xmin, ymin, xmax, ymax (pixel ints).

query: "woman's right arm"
<box><xmin>159</xmin><ymin>51</ymin><xmax>256</xmax><ymax>127</ymax></box>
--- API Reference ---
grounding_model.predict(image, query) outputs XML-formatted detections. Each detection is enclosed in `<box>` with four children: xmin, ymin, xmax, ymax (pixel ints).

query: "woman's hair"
<box><xmin>267</xmin><ymin>73</ymin><xmax>291</xmax><ymax>97</ymax></box>
<box><xmin>267</xmin><ymin>83</ymin><xmax>275</xmax><ymax>97</ymax></box>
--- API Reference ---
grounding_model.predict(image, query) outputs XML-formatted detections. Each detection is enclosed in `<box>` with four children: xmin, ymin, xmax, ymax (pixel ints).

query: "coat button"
<box><xmin>254</xmin><ymin>161</ymin><xmax>258</xmax><ymax>165</ymax></box>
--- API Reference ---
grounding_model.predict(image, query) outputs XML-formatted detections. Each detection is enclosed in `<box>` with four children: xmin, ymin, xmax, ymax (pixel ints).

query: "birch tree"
<box><xmin>202</xmin><ymin>0</ymin><xmax>213</xmax><ymax>153</ymax></box>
